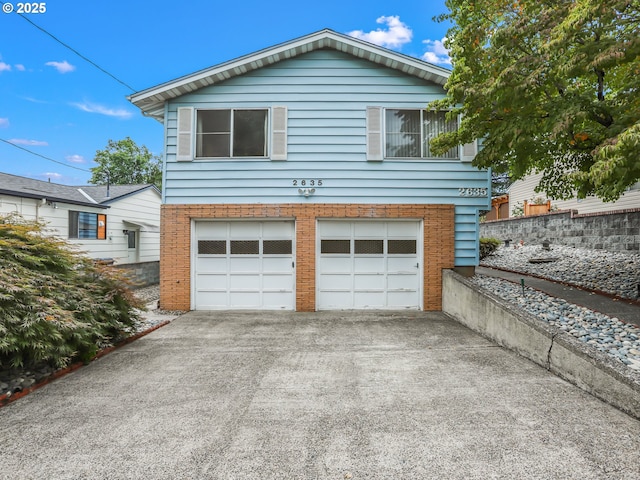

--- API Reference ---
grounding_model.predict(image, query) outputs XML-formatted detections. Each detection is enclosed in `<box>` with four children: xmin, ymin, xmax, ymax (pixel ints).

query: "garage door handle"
<box><xmin>416</xmin><ymin>263</ymin><xmax>419</xmax><ymax>268</ymax></box>
<box><xmin>292</xmin><ymin>261</ymin><xmax>295</xmax><ymax>268</ymax></box>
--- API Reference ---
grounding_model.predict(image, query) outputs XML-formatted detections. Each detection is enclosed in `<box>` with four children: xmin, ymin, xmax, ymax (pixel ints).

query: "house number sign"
<box><xmin>458</xmin><ymin>187</ymin><xmax>487</xmax><ymax>197</ymax></box>
<box><xmin>292</xmin><ymin>179</ymin><xmax>323</xmax><ymax>186</ymax></box>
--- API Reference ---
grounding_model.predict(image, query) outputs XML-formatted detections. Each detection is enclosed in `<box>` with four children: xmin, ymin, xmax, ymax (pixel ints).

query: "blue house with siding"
<box><xmin>128</xmin><ymin>29</ymin><xmax>490</xmax><ymax>312</ymax></box>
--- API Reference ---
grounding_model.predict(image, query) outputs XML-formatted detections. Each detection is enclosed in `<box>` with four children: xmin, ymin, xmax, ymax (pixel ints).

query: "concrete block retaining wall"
<box><xmin>112</xmin><ymin>261</ymin><xmax>159</xmax><ymax>288</ymax></box>
<box><xmin>442</xmin><ymin>269</ymin><xmax>640</xmax><ymax>420</ymax></box>
<box><xmin>480</xmin><ymin>209</ymin><xmax>640</xmax><ymax>252</ymax></box>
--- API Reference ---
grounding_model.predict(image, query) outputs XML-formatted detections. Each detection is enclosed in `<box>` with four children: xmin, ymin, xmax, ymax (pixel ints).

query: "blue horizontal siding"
<box><xmin>163</xmin><ymin>49</ymin><xmax>490</xmax><ymax>266</ymax></box>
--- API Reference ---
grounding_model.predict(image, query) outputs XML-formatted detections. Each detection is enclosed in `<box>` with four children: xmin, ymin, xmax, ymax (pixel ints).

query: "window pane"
<box><xmin>127</xmin><ymin>231</ymin><xmax>136</xmax><ymax>249</ymax></box>
<box><xmin>197</xmin><ymin>134</ymin><xmax>230</xmax><ymax>157</ymax></box>
<box><xmin>69</xmin><ymin>211</ymin><xmax>79</xmax><ymax>239</ymax></box>
<box><xmin>230</xmin><ymin>240</ymin><xmax>259</xmax><ymax>255</ymax></box>
<box><xmin>355</xmin><ymin>239</ymin><xmax>384</xmax><ymax>254</ymax></box>
<box><xmin>263</xmin><ymin>240</ymin><xmax>292</xmax><ymax>255</ymax></box>
<box><xmin>198</xmin><ymin>240</ymin><xmax>226</xmax><ymax>255</ymax></box>
<box><xmin>321</xmin><ymin>240</ymin><xmax>351</xmax><ymax>254</ymax></box>
<box><xmin>388</xmin><ymin>239</ymin><xmax>417</xmax><ymax>254</ymax></box>
<box><xmin>198</xmin><ymin>110</ymin><xmax>230</xmax><ymax>133</ymax></box>
<box><xmin>78</xmin><ymin>212</ymin><xmax>97</xmax><ymax>239</ymax></box>
<box><xmin>385</xmin><ymin>109</ymin><xmax>420</xmax><ymax>158</ymax></box>
<box><xmin>423</xmin><ymin>111</ymin><xmax>458</xmax><ymax>159</ymax></box>
<box><xmin>196</xmin><ymin>110</ymin><xmax>231</xmax><ymax>157</ymax></box>
<box><xmin>233</xmin><ymin>110</ymin><xmax>267</xmax><ymax>157</ymax></box>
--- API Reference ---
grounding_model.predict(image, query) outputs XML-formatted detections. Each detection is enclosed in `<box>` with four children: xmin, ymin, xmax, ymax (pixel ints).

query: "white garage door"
<box><xmin>317</xmin><ymin>221</ymin><xmax>421</xmax><ymax>310</ymax></box>
<box><xmin>193</xmin><ymin>221</ymin><xmax>295</xmax><ymax>310</ymax></box>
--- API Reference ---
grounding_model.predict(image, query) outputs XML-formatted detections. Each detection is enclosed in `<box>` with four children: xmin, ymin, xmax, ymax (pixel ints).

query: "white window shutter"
<box><xmin>271</xmin><ymin>106</ymin><xmax>288</xmax><ymax>160</ymax></box>
<box><xmin>366</xmin><ymin>106</ymin><xmax>383</xmax><ymax>161</ymax></box>
<box><xmin>176</xmin><ymin>107</ymin><xmax>193</xmax><ymax>161</ymax></box>
<box><xmin>461</xmin><ymin>140</ymin><xmax>477</xmax><ymax>162</ymax></box>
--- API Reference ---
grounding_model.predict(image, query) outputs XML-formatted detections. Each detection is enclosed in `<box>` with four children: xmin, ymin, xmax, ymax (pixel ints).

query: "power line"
<box><xmin>2</xmin><ymin>2</ymin><xmax>136</xmax><ymax>92</ymax></box>
<box><xmin>0</xmin><ymin>138</ymin><xmax>92</xmax><ymax>173</ymax></box>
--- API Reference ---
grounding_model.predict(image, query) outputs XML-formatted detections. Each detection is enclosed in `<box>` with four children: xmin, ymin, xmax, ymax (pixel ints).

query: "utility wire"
<box><xmin>2</xmin><ymin>2</ymin><xmax>136</xmax><ymax>92</ymax></box>
<box><xmin>0</xmin><ymin>138</ymin><xmax>92</xmax><ymax>173</ymax></box>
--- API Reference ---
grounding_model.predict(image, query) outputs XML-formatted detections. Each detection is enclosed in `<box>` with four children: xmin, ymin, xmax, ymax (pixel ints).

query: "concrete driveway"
<box><xmin>1</xmin><ymin>311</ymin><xmax>639</xmax><ymax>479</ymax></box>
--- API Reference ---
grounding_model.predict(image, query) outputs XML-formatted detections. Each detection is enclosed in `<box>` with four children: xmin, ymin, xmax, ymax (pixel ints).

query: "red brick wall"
<box><xmin>160</xmin><ymin>204</ymin><xmax>455</xmax><ymax>311</ymax></box>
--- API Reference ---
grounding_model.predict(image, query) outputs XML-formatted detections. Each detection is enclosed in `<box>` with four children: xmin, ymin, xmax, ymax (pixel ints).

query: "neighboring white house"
<box><xmin>509</xmin><ymin>172</ymin><xmax>640</xmax><ymax>216</ymax></box>
<box><xmin>0</xmin><ymin>172</ymin><xmax>161</xmax><ymax>264</ymax></box>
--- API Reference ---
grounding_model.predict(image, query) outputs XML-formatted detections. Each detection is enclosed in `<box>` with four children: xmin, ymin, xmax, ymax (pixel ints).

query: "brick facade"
<box><xmin>160</xmin><ymin>203</ymin><xmax>455</xmax><ymax>311</ymax></box>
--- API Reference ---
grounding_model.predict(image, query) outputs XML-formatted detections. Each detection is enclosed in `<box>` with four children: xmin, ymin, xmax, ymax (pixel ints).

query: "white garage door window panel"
<box><xmin>193</xmin><ymin>221</ymin><xmax>295</xmax><ymax>310</ymax></box>
<box><xmin>317</xmin><ymin>221</ymin><xmax>422</xmax><ymax>310</ymax></box>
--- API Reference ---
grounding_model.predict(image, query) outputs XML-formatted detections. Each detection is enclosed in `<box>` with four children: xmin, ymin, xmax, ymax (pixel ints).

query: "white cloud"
<box><xmin>422</xmin><ymin>38</ymin><xmax>452</xmax><ymax>66</ymax></box>
<box><xmin>65</xmin><ymin>154</ymin><xmax>86</xmax><ymax>164</ymax></box>
<box><xmin>348</xmin><ymin>15</ymin><xmax>413</xmax><ymax>49</ymax></box>
<box><xmin>71</xmin><ymin>101</ymin><xmax>133</xmax><ymax>119</ymax></box>
<box><xmin>9</xmin><ymin>138</ymin><xmax>49</xmax><ymax>146</ymax></box>
<box><xmin>0</xmin><ymin>62</ymin><xmax>11</xmax><ymax>72</ymax></box>
<box><xmin>0</xmin><ymin>118</ymin><xmax>9</xmax><ymax>128</ymax></box>
<box><xmin>15</xmin><ymin>64</ymin><xmax>25</xmax><ymax>71</ymax></box>
<box><xmin>43</xmin><ymin>172</ymin><xmax>64</xmax><ymax>180</ymax></box>
<box><xmin>45</xmin><ymin>60</ymin><xmax>76</xmax><ymax>74</ymax></box>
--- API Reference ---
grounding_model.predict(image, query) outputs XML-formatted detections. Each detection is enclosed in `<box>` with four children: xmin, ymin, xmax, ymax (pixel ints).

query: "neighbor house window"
<box><xmin>385</xmin><ymin>109</ymin><xmax>458</xmax><ymax>159</ymax></box>
<box><xmin>196</xmin><ymin>109</ymin><xmax>268</xmax><ymax>158</ymax></box>
<box><xmin>69</xmin><ymin>211</ymin><xmax>107</xmax><ymax>240</ymax></box>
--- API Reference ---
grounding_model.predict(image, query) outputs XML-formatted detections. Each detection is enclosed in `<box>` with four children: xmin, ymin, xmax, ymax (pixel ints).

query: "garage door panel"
<box><xmin>196</xmin><ymin>257</ymin><xmax>228</xmax><ymax>270</ymax></box>
<box><xmin>319</xmin><ymin>257</ymin><xmax>350</xmax><ymax>273</ymax></box>
<box><xmin>354</xmin><ymin>274</ymin><xmax>385</xmax><ymax>290</ymax></box>
<box><xmin>229</xmin><ymin>291</ymin><xmax>261</xmax><ymax>308</ymax></box>
<box><xmin>195</xmin><ymin>291</ymin><xmax>228</xmax><ymax>308</ymax></box>
<box><xmin>388</xmin><ymin>274</ymin><xmax>418</xmax><ymax>290</ymax></box>
<box><xmin>354</xmin><ymin>292</ymin><xmax>385</xmax><ymax>308</ymax></box>
<box><xmin>229</xmin><ymin>274</ymin><xmax>261</xmax><ymax>290</ymax></box>
<box><xmin>318</xmin><ymin>220</ymin><xmax>421</xmax><ymax>310</ymax></box>
<box><xmin>317</xmin><ymin>291</ymin><xmax>352</xmax><ymax>309</ymax></box>
<box><xmin>387</xmin><ymin>291</ymin><xmax>419</xmax><ymax>307</ymax></box>
<box><xmin>264</xmin><ymin>273</ymin><xmax>295</xmax><ymax>290</ymax></box>
<box><xmin>387</xmin><ymin>258</ymin><xmax>419</xmax><ymax>274</ymax></box>
<box><xmin>318</xmin><ymin>274</ymin><xmax>352</xmax><ymax>290</ymax></box>
<box><xmin>197</xmin><ymin>274</ymin><xmax>227</xmax><ymax>289</ymax></box>
<box><xmin>229</xmin><ymin>257</ymin><xmax>261</xmax><ymax>271</ymax></box>
<box><xmin>262</xmin><ymin>257</ymin><xmax>292</xmax><ymax>272</ymax></box>
<box><xmin>354</xmin><ymin>257</ymin><xmax>385</xmax><ymax>271</ymax></box>
<box><xmin>194</xmin><ymin>221</ymin><xmax>294</xmax><ymax>310</ymax></box>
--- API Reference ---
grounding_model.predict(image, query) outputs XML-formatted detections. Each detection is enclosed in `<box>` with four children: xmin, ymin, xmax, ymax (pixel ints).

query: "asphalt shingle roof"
<box><xmin>0</xmin><ymin>172</ymin><xmax>155</xmax><ymax>208</ymax></box>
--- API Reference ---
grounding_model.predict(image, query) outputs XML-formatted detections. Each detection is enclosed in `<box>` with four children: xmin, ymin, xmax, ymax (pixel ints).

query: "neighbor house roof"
<box><xmin>128</xmin><ymin>28</ymin><xmax>452</xmax><ymax>122</ymax></box>
<box><xmin>0</xmin><ymin>172</ymin><xmax>157</xmax><ymax>208</ymax></box>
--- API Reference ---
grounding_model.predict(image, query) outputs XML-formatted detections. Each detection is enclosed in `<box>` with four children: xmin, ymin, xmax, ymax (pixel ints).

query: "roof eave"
<box><xmin>128</xmin><ymin>29</ymin><xmax>451</xmax><ymax>123</ymax></box>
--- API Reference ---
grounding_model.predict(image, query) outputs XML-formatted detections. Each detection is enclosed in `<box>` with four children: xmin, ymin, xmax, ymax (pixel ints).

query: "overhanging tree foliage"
<box><xmin>430</xmin><ymin>0</ymin><xmax>640</xmax><ymax>201</ymax></box>
<box><xmin>90</xmin><ymin>137</ymin><xmax>162</xmax><ymax>191</ymax></box>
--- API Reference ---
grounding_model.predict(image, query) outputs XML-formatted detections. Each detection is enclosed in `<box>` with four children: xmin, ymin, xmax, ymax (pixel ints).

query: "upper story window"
<box><xmin>69</xmin><ymin>211</ymin><xmax>107</xmax><ymax>240</ymax></box>
<box><xmin>196</xmin><ymin>109</ymin><xmax>268</xmax><ymax>158</ymax></box>
<box><xmin>385</xmin><ymin>109</ymin><xmax>458</xmax><ymax>159</ymax></box>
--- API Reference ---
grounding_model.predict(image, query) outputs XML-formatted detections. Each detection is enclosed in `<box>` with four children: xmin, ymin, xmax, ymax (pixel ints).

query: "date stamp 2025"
<box><xmin>2</xmin><ymin>2</ymin><xmax>47</xmax><ymax>14</ymax></box>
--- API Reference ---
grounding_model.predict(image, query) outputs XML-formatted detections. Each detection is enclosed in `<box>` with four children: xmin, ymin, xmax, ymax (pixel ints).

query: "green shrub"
<box><xmin>479</xmin><ymin>237</ymin><xmax>501</xmax><ymax>259</ymax></box>
<box><xmin>0</xmin><ymin>214</ymin><xmax>143</xmax><ymax>369</ymax></box>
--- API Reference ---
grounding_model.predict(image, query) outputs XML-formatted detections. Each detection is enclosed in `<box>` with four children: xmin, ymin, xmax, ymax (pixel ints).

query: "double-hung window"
<box><xmin>196</xmin><ymin>109</ymin><xmax>268</xmax><ymax>158</ymax></box>
<box><xmin>69</xmin><ymin>211</ymin><xmax>107</xmax><ymax>240</ymax></box>
<box><xmin>385</xmin><ymin>109</ymin><xmax>458</xmax><ymax>159</ymax></box>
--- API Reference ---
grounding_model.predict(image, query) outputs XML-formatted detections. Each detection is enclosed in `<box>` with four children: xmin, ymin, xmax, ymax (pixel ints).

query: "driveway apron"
<box><xmin>1</xmin><ymin>311</ymin><xmax>639</xmax><ymax>479</ymax></box>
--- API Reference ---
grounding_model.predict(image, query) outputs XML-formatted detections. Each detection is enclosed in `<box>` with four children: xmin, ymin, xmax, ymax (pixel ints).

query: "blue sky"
<box><xmin>0</xmin><ymin>0</ymin><xmax>452</xmax><ymax>185</ymax></box>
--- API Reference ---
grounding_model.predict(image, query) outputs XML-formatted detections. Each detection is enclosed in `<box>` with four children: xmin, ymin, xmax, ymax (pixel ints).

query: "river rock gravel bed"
<box><xmin>480</xmin><ymin>244</ymin><xmax>640</xmax><ymax>300</ymax></box>
<box><xmin>475</xmin><ymin>245</ymin><xmax>640</xmax><ymax>374</ymax></box>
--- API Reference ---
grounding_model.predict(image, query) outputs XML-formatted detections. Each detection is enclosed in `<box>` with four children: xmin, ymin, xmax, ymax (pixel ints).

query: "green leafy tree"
<box><xmin>90</xmin><ymin>137</ymin><xmax>162</xmax><ymax>190</ymax></box>
<box><xmin>430</xmin><ymin>0</ymin><xmax>640</xmax><ymax>201</ymax></box>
